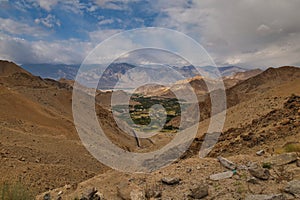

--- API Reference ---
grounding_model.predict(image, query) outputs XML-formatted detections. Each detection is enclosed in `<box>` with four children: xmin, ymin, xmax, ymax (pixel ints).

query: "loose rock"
<box><xmin>248</xmin><ymin>163</ymin><xmax>270</xmax><ymax>180</ymax></box>
<box><xmin>130</xmin><ymin>189</ymin><xmax>146</xmax><ymax>200</ymax></box>
<box><xmin>245</xmin><ymin>194</ymin><xmax>285</xmax><ymax>200</ymax></box>
<box><xmin>247</xmin><ymin>177</ymin><xmax>259</xmax><ymax>184</ymax></box>
<box><xmin>161</xmin><ymin>177</ymin><xmax>180</xmax><ymax>185</ymax></box>
<box><xmin>256</xmin><ymin>150</ymin><xmax>265</xmax><ymax>156</ymax></box>
<box><xmin>285</xmin><ymin>180</ymin><xmax>300</xmax><ymax>197</ymax></box>
<box><xmin>43</xmin><ymin>193</ymin><xmax>51</xmax><ymax>200</ymax></box>
<box><xmin>264</xmin><ymin>152</ymin><xmax>298</xmax><ymax>166</ymax></box>
<box><xmin>217</xmin><ymin>156</ymin><xmax>236</xmax><ymax>170</ymax></box>
<box><xmin>210</xmin><ymin>171</ymin><xmax>234</xmax><ymax>181</ymax></box>
<box><xmin>188</xmin><ymin>184</ymin><xmax>209</xmax><ymax>199</ymax></box>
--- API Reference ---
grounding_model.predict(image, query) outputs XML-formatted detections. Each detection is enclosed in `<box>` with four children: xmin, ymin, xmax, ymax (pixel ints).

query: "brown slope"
<box><xmin>0</xmin><ymin>60</ymin><xmax>151</xmax><ymax>195</ymax></box>
<box><xmin>226</xmin><ymin>66</ymin><xmax>300</xmax><ymax>107</ymax></box>
<box><xmin>207</xmin><ymin>94</ymin><xmax>300</xmax><ymax>157</ymax></box>
<box><xmin>0</xmin><ymin>60</ymin><xmax>30</xmax><ymax>77</ymax></box>
<box><xmin>186</xmin><ymin>66</ymin><xmax>300</xmax><ymax>159</ymax></box>
<box><xmin>36</xmin><ymin>66</ymin><xmax>300</xmax><ymax>199</ymax></box>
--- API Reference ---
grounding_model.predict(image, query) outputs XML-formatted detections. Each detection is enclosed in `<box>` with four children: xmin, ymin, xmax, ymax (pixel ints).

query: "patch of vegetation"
<box><xmin>284</xmin><ymin>143</ymin><xmax>300</xmax><ymax>153</ymax></box>
<box><xmin>113</xmin><ymin>94</ymin><xmax>184</xmax><ymax>132</ymax></box>
<box><xmin>275</xmin><ymin>142</ymin><xmax>300</xmax><ymax>154</ymax></box>
<box><xmin>0</xmin><ymin>181</ymin><xmax>34</xmax><ymax>200</ymax></box>
<box><xmin>262</xmin><ymin>162</ymin><xmax>272</xmax><ymax>169</ymax></box>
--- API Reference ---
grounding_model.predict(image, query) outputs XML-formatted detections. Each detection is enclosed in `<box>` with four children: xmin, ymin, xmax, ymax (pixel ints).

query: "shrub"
<box><xmin>262</xmin><ymin>162</ymin><xmax>272</xmax><ymax>169</ymax></box>
<box><xmin>284</xmin><ymin>143</ymin><xmax>300</xmax><ymax>153</ymax></box>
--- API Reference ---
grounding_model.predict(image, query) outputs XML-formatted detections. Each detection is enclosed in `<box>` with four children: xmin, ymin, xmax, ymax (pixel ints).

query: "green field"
<box><xmin>113</xmin><ymin>94</ymin><xmax>183</xmax><ymax>132</ymax></box>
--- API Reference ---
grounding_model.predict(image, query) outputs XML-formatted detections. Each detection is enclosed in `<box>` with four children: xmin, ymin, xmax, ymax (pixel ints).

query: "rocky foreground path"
<box><xmin>37</xmin><ymin>152</ymin><xmax>300</xmax><ymax>200</ymax></box>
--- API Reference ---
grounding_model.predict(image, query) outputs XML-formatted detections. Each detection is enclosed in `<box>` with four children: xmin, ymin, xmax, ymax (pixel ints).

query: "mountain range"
<box><xmin>22</xmin><ymin>63</ymin><xmax>260</xmax><ymax>90</ymax></box>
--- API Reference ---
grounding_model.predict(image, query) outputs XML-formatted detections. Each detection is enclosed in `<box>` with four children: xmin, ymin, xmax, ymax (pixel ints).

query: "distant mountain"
<box><xmin>197</xmin><ymin>65</ymin><xmax>248</xmax><ymax>77</ymax></box>
<box><xmin>21</xmin><ymin>63</ymin><xmax>252</xmax><ymax>90</ymax></box>
<box><xmin>134</xmin><ymin>75</ymin><xmax>209</xmax><ymax>101</ymax></box>
<box><xmin>21</xmin><ymin>63</ymin><xmax>80</xmax><ymax>80</ymax></box>
<box><xmin>95</xmin><ymin>64</ymin><xmax>250</xmax><ymax>90</ymax></box>
<box><xmin>223</xmin><ymin>68</ymin><xmax>263</xmax><ymax>88</ymax></box>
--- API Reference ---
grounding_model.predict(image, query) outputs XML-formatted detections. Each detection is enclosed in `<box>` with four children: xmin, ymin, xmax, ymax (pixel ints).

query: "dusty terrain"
<box><xmin>0</xmin><ymin>60</ymin><xmax>300</xmax><ymax>199</ymax></box>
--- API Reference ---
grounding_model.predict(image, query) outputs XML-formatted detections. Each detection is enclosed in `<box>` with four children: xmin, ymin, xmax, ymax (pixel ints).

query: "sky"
<box><xmin>0</xmin><ymin>0</ymin><xmax>300</xmax><ymax>68</ymax></box>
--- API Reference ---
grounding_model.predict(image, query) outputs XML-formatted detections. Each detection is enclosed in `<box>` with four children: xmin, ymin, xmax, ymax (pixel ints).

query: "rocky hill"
<box><xmin>0</xmin><ymin>61</ymin><xmax>148</xmax><ymax>195</ymax></box>
<box><xmin>0</xmin><ymin>60</ymin><xmax>300</xmax><ymax>199</ymax></box>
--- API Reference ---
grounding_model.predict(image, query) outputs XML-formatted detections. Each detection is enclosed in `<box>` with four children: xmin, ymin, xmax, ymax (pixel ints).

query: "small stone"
<box><xmin>237</xmin><ymin>165</ymin><xmax>248</xmax><ymax>170</ymax></box>
<box><xmin>95</xmin><ymin>192</ymin><xmax>104</xmax><ymax>200</ymax></box>
<box><xmin>19</xmin><ymin>157</ymin><xmax>26</xmax><ymax>162</ymax></box>
<box><xmin>196</xmin><ymin>166</ymin><xmax>201</xmax><ymax>170</ymax></box>
<box><xmin>256</xmin><ymin>150</ymin><xmax>265</xmax><ymax>156</ymax></box>
<box><xmin>264</xmin><ymin>152</ymin><xmax>298</xmax><ymax>166</ymax></box>
<box><xmin>217</xmin><ymin>156</ymin><xmax>236</xmax><ymax>170</ymax></box>
<box><xmin>65</xmin><ymin>184</ymin><xmax>71</xmax><ymax>190</ymax></box>
<box><xmin>95</xmin><ymin>192</ymin><xmax>104</xmax><ymax>199</ymax></box>
<box><xmin>210</xmin><ymin>171</ymin><xmax>234</xmax><ymax>181</ymax></box>
<box><xmin>281</xmin><ymin>118</ymin><xmax>290</xmax><ymax>125</ymax></box>
<box><xmin>161</xmin><ymin>177</ymin><xmax>180</xmax><ymax>185</ymax></box>
<box><xmin>285</xmin><ymin>180</ymin><xmax>300</xmax><ymax>197</ymax></box>
<box><xmin>186</xmin><ymin>168</ymin><xmax>192</xmax><ymax>173</ymax></box>
<box><xmin>188</xmin><ymin>184</ymin><xmax>209</xmax><ymax>199</ymax></box>
<box><xmin>248</xmin><ymin>163</ymin><xmax>270</xmax><ymax>180</ymax></box>
<box><xmin>145</xmin><ymin>188</ymin><xmax>161</xmax><ymax>199</ymax></box>
<box><xmin>245</xmin><ymin>194</ymin><xmax>285</xmax><ymax>200</ymax></box>
<box><xmin>130</xmin><ymin>189</ymin><xmax>146</xmax><ymax>200</ymax></box>
<box><xmin>43</xmin><ymin>193</ymin><xmax>51</xmax><ymax>200</ymax></box>
<box><xmin>247</xmin><ymin>177</ymin><xmax>259</xmax><ymax>184</ymax></box>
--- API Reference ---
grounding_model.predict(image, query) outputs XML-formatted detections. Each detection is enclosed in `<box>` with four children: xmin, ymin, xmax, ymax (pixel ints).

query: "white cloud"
<box><xmin>2</xmin><ymin>0</ymin><xmax>300</xmax><ymax>67</ymax></box>
<box><xmin>0</xmin><ymin>33</ymin><xmax>94</xmax><ymax>64</ymax></box>
<box><xmin>256</xmin><ymin>24</ymin><xmax>272</xmax><ymax>36</ymax></box>
<box><xmin>98</xmin><ymin>19</ymin><xmax>114</xmax><ymax>26</ymax></box>
<box><xmin>34</xmin><ymin>0</ymin><xmax>58</xmax><ymax>11</ymax></box>
<box><xmin>0</xmin><ymin>18</ymin><xmax>47</xmax><ymax>37</ymax></box>
<box><xmin>88</xmin><ymin>29</ymin><xmax>122</xmax><ymax>43</ymax></box>
<box><xmin>35</xmin><ymin>14</ymin><xmax>61</xmax><ymax>28</ymax></box>
<box><xmin>93</xmin><ymin>0</ymin><xmax>139</xmax><ymax>10</ymax></box>
<box><xmin>151</xmin><ymin>0</ymin><xmax>300</xmax><ymax>67</ymax></box>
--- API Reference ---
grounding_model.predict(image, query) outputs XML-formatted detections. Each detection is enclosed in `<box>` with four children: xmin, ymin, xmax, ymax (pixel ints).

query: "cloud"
<box><xmin>2</xmin><ymin>0</ymin><xmax>300</xmax><ymax>68</ymax></box>
<box><xmin>35</xmin><ymin>14</ymin><xmax>61</xmax><ymax>28</ymax></box>
<box><xmin>0</xmin><ymin>18</ymin><xmax>47</xmax><ymax>37</ymax></box>
<box><xmin>98</xmin><ymin>19</ymin><xmax>114</xmax><ymax>26</ymax></box>
<box><xmin>33</xmin><ymin>0</ymin><xmax>59</xmax><ymax>11</ymax></box>
<box><xmin>0</xmin><ymin>33</ymin><xmax>94</xmax><ymax>64</ymax></box>
<box><xmin>256</xmin><ymin>24</ymin><xmax>272</xmax><ymax>36</ymax></box>
<box><xmin>93</xmin><ymin>0</ymin><xmax>139</xmax><ymax>10</ymax></box>
<box><xmin>88</xmin><ymin>29</ymin><xmax>122</xmax><ymax>43</ymax></box>
<box><xmin>152</xmin><ymin>0</ymin><xmax>300</xmax><ymax>67</ymax></box>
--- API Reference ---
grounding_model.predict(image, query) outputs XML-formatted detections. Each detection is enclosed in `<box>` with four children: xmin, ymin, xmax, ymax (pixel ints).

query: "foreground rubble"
<box><xmin>38</xmin><ymin>152</ymin><xmax>300</xmax><ymax>200</ymax></box>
